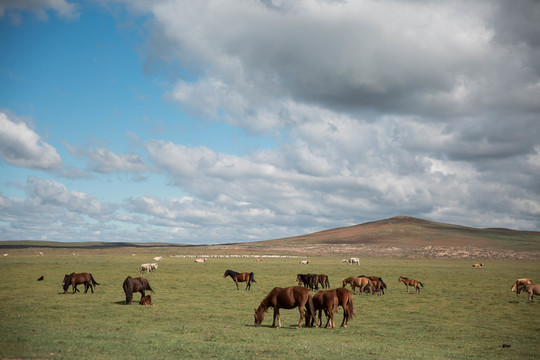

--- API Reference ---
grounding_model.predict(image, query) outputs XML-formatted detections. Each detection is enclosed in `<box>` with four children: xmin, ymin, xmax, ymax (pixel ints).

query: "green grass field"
<box><xmin>0</xmin><ymin>249</ymin><xmax>539</xmax><ymax>359</ymax></box>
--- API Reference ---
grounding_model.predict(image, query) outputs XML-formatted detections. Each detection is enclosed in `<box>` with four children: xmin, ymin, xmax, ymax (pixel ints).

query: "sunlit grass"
<box><xmin>0</xmin><ymin>251</ymin><xmax>538</xmax><ymax>359</ymax></box>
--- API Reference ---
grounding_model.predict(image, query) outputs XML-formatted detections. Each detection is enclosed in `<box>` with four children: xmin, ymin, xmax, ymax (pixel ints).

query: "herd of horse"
<box><xmin>60</xmin><ymin>262</ymin><xmax>536</xmax><ymax>329</ymax></box>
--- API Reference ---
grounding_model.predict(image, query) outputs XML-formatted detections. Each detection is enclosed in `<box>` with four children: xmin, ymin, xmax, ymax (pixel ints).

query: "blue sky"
<box><xmin>1</xmin><ymin>0</ymin><xmax>539</xmax><ymax>244</ymax></box>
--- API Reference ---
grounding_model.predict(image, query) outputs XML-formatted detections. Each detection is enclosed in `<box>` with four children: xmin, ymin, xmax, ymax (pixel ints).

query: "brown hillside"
<box><xmin>256</xmin><ymin>216</ymin><xmax>539</xmax><ymax>249</ymax></box>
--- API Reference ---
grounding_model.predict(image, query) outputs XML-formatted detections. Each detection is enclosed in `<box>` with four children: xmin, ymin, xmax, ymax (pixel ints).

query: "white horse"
<box><xmin>153</xmin><ymin>256</ymin><xmax>163</xmax><ymax>262</ymax></box>
<box><xmin>348</xmin><ymin>257</ymin><xmax>360</xmax><ymax>266</ymax></box>
<box><xmin>149</xmin><ymin>263</ymin><xmax>158</xmax><ymax>271</ymax></box>
<box><xmin>138</xmin><ymin>263</ymin><xmax>152</xmax><ymax>273</ymax></box>
<box><xmin>194</xmin><ymin>258</ymin><xmax>207</xmax><ymax>263</ymax></box>
<box><xmin>299</xmin><ymin>260</ymin><xmax>309</xmax><ymax>265</ymax></box>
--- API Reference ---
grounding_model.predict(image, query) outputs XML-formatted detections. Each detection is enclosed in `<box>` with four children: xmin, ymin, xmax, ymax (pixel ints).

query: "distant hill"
<box><xmin>248</xmin><ymin>216</ymin><xmax>540</xmax><ymax>252</ymax></box>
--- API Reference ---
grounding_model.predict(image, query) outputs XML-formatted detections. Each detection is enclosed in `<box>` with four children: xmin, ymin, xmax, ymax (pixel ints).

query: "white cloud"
<box><xmin>0</xmin><ymin>112</ymin><xmax>63</xmax><ymax>170</ymax></box>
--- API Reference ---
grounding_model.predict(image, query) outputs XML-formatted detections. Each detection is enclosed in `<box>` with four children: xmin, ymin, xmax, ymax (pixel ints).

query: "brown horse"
<box><xmin>314</xmin><ymin>288</ymin><xmax>354</xmax><ymax>328</ymax></box>
<box><xmin>516</xmin><ymin>284</ymin><xmax>540</xmax><ymax>302</ymax></box>
<box><xmin>313</xmin><ymin>290</ymin><xmax>337</xmax><ymax>329</ymax></box>
<box><xmin>318</xmin><ymin>274</ymin><xmax>330</xmax><ymax>289</ymax></box>
<box><xmin>511</xmin><ymin>278</ymin><xmax>533</xmax><ymax>293</ymax></box>
<box><xmin>359</xmin><ymin>275</ymin><xmax>387</xmax><ymax>295</ymax></box>
<box><xmin>63</xmin><ymin>272</ymin><xmax>100</xmax><ymax>294</ymax></box>
<box><xmin>123</xmin><ymin>276</ymin><xmax>153</xmax><ymax>305</ymax></box>
<box><xmin>254</xmin><ymin>286</ymin><xmax>314</xmax><ymax>328</ymax></box>
<box><xmin>223</xmin><ymin>270</ymin><xmax>256</xmax><ymax>290</ymax></box>
<box><xmin>342</xmin><ymin>276</ymin><xmax>373</xmax><ymax>295</ymax></box>
<box><xmin>398</xmin><ymin>276</ymin><xmax>423</xmax><ymax>294</ymax></box>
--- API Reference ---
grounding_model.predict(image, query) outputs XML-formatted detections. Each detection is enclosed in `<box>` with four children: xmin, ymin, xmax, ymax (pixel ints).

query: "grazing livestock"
<box><xmin>297</xmin><ymin>274</ymin><xmax>318</xmax><ymax>291</ymax></box>
<box><xmin>194</xmin><ymin>258</ymin><xmax>207</xmax><ymax>263</ymax></box>
<box><xmin>511</xmin><ymin>278</ymin><xmax>533</xmax><ymax>293</ymax></box>
<box><xmin>223</xmin><ymin>270</ymin><xmax>256</xmax><ymax>290</ymax></box>
<box><xmin>37</xmin><ymin>275</ymin><xmax>44</xmax><ymax>281</ymax></box>
<box><xmin>254</xmin><ymin>286</ymin><xmax>314</xmax><ymax>329</ymax></box>
<box><xmin>398</xmin><ymin>276</ymin><xmax>423</xmax><ymax>294</ymax></box>
<box><xmin>299</xmin><ymin>260</ymin><xmax>309</xmax><ymax>265</ymax></box>
<box><xmin>342</xmin><ymin>276</ymin><xmax>373</xmax><ymax>295</ymax></box>
<box><xmin>313</xmin><ymin>288</ymin><xmax>354</xmax><ymax>329</ymax></box>
<box><xmin>516</xmin><ymin>284</ymin><xmax>540</xmax><ymax>302</ymax></box>
<box><xmin>153</xmin><ymin>256</ymin><xmax>163</xmax><ymax>262</ymax></box>
<box><xmin>313</xmin><ymin>290</ymin><xmax>338</xmax><ymax>329</ymax></box>
<box><xmin>472</xmin><ymin>263</ymin><xmax>484</xmax><ymax>268</ymax></box>
<box><xmin>360</xmin><ymin>275</ymin><xmax>387</xmax><ymax>295</ymax></box>
<box><xmin>341</xmin><ymin>259</ymin><xmax>348</xmax><ymax>264</ymax></box>
<box><xmin>38</xmin><ymin>252</ymin><xmax>43</xmax><ymax>256</ymax></box>
<box><xmin>138</xmin><ymin>263</ymin><xmax>152</xmax><ymax>273</ymax></box>
<box><xmin>139</xmin><ymin>295</ymin><xmax>153</xmax><ymax>305</ymax></box>
<box><xmin>123</xmin><ymin>276</ymin><xmax>153</xmax><ymax>305</ymax></box>
<box><xmin>256</xmin><ymin>259</ymin><xmax>264</xmax><ymax>262</ymax></box>
<box><xmin>63</xmin><ymin>272</ymin><xmax>100</xmax><ymax>294</ymax></box>
<box><xmin>347</xmin><ymin>257</ymin><xmax>360</xmax><ymax>266</ymax></box>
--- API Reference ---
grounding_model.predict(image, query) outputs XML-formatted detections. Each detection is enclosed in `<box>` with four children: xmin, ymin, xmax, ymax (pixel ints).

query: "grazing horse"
<box><xmin>313</xmin><ymin>290</ymin><xmax>338</xmax><ymax>330</ymax></box>
<box><xmin>194</xmin><ymin>258</ymin><xmax>207</xmax><ymax>263</ymax></box>
<box><xmin>318</xmin><ymin>274</ymin><xmax>330</xmax><ymax>289</ymax></box>
<box><xmin>359</xmin><ymin>275</ymin><xmax>387</xmax><ymax>295</ymax></box>
<box><xmin>63</xmin><ymin>272</ymin><xmax>100</xmax><ymax>294</ymax></box>
<box><xmin>348</xmin><ymin>257</ymin><xmax>360</xmax><ymax>266</ymax></box>
<box><xmin>299</xmin><ymin>260</ymin><xmax>309</xmax><ymax>265</ymax></box>
<box><xmin>314</xmin><ymin>288</ymin><xmax>354</xmax><ymax>328</ymax></box>
<box><xmin>123</xmin><ymin>276</ymin><xmax>154</xmax><ymax>305</ymax></box>
<box><xmin>153</xmin><ymin>256</ymin><xmax>163</xmax><ymax>262</ymax></box>
<box><xmin>138</xmin><ymin>263</ymin><xmax>153</xmax><ymax>273</ymax></box>
<box><xmin>472</xmin><ymin>263</ymin><xmax>484</xmax><ymax>268</ymax></box>
<box><xmin>511</xmin><ymin>278</ymin><xmax>533</xmax><ymax>293</ymax></box>
<box><xmin>223</xmin><ymin>270</ymin><xmax>256</xmax><ymax>290</ymax></box>
<box><xmin>342</xmin><ymin>276</ymin><xmax>373</xmax><ymax>295</ymax></box>
<box><xmin>254</xmin><ymin>286</ymin><xmax>314</xmax><ymax>329</ymax></box>
<box><xmin>398</xmin><ymin>276</ymin><xmax>423</xmax><ymax>294</ymax></box>
<box><xmin>516</xmin><ymin>284</ymin><xmax>540</xmax><ymax>302</ymax></box>
<box><xmin>297</xmin><ymin>274</ymin><xmax>318</xmax><ymax>291</ymax></box>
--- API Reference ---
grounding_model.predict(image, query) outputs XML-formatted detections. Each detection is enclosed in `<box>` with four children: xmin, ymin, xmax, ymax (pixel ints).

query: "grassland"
<box><xmin>0</xmin><ymin>248</ymin><xmax>539</xmax><ymax>359</ymax></box>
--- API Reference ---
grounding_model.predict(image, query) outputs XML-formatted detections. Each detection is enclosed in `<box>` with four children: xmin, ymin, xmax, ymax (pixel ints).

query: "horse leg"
<box><xmin>296</xmin><ymin>307</ymin><xmax>304</xmax><ymax>329</ymax></box>
<box><xmin>235</xmin><ymin>279</ymin><xmax>239</xmax><ymax>290</ymax></box>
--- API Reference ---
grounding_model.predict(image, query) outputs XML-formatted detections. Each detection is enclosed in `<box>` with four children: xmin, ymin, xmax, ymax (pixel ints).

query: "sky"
<box><xmin>0</xmin><ymin>0</ymin><xmax>539</xmax><ymax>244</ymax></box>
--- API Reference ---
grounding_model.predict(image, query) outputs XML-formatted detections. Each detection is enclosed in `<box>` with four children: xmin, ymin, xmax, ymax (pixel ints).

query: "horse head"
<box><xmin>253</xmin><ymin>306</ymin><xmax>266</xmax><ymax>327</ymax></box>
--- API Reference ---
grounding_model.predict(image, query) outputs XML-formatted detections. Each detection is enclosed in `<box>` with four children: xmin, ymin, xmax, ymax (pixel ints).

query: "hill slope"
<box><xmin>258</xmin><ymin>216</ymin><xmax>540</xmax><ymax>250</ymax></box>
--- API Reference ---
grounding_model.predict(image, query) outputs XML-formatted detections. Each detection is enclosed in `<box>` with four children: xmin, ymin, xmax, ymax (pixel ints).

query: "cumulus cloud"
<box><xmin>0</xmin><ymin>112</ymin><xmax>63</xmax><ymax>170</ymax></box>
<box><xmin>86</xmin><ymin>148</ymin><xmax>147</xmax><ymax>174</ymax></box>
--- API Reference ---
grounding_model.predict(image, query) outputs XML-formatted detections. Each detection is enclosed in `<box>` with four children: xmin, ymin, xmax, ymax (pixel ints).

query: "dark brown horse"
<box><xmin>313</xmin><ymin>288</ymin><xmax>355</xmax><ymax>329</ymax></box>
<box><xmin>254</xmin><ymin>286</ymin><xmax>314</xmax><ymax>328</ymax></box>
<box><xmin>398</xmin><ymin>276</ymin><xmax>423</xmax><ymax>294</ymax></box>
<box><xmin>123</xmin><ymin>276</ymin><xmax>153</xmax><ymax>305</ymax></box>
<box><xmin>342</xmin><ymin>276</ymin><xmax>373</xmax><ymax>295</ymax></box>
<box><xmin>223</xmin><ymin>270</ymin><xmax>256</xmax><ymax>290</ymax></box>
<box><xmin>297</xmin><ymin>274</ymin><xmax>318</xmax><ymax>290</ymax></box>
<box><xmin>63</xmin><ymin>272</ymin><xmax>100</xmax><ymax>294</ymax></box>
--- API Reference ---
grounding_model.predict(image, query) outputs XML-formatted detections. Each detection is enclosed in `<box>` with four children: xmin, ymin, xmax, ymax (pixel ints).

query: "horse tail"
<box><xmin>347</xmin><ymin>292</ymin><xmax>355</xmax><ymax>319</ymax></box>
<box><xmin>380</xmin><ymin>277</ymin><xmax>387</xmax><ymax>289</ymax></box>
<box><xmin>146</xmin><ymin>279</ymin><xmax>154</xmax><ymax>293</ymax></box>
<box><xmin>326</xmin><ymin>276</ymin><xmax>330</xmax><ymax>289</ymax></box>
<box><xmin>250</xmin><ymin>272</ymin><xmax>256</xmax><ymax>283</ymax></box>
<box><xmin>419</xmin><ymin>282</ymin><xmax>424</xmax><ymax>288</ymax></box>
<box><xmin>306</xmin><ymin>295</ymin><xmax>315</xmax><ymax>328</ymax></box>
<box><xmin>90</xmin><ymin>274</ymin><xmax>100</xmax><ymax>286</ymax></box>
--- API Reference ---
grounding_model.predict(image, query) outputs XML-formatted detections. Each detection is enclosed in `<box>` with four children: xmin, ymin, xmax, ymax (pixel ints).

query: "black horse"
<box><xmin>123</xmin><ymin>276</ymin><xmax>153</xmax><ymax>304</ymax></box>
<box><xmin>223</xmin><ymin>270</ymin><xmax>256</xmax><ymax>290</ymax></box>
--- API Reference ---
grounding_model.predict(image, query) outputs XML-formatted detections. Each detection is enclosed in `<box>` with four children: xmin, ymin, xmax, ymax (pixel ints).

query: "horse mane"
<box><xmin>225</xmin><ymin>269</ymin><xmax>239</xmax><ymax>278</ymax></box>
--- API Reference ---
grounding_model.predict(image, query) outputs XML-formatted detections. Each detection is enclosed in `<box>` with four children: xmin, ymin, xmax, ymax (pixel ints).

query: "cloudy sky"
<box><xmin>1</xmin><ymin>0</ymin><xmax>539</xmax><ymax>244</ymax></box>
